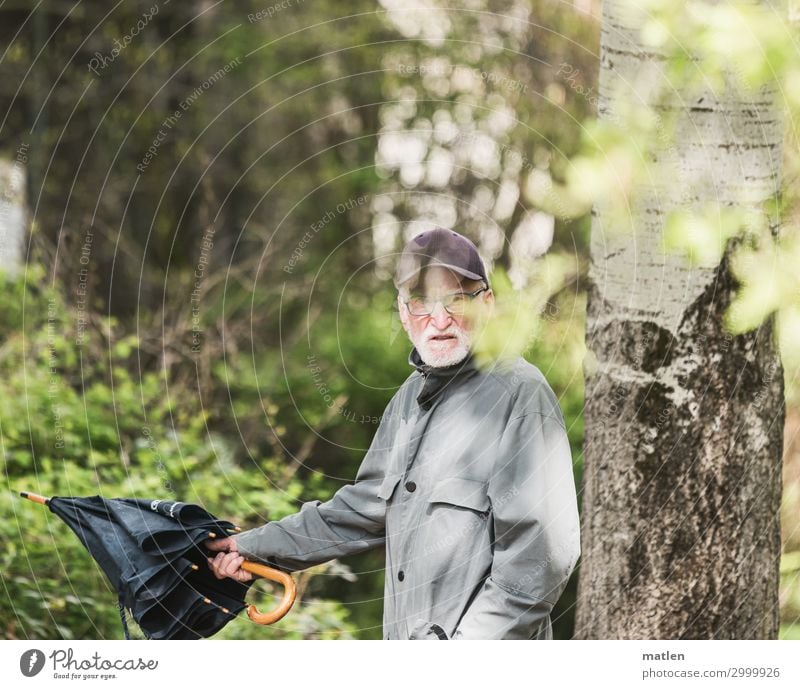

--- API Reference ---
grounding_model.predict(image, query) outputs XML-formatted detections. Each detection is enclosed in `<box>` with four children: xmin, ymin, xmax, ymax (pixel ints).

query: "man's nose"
<box><xmin>429</xmin><ymin>301</ymin><xmax>453</xmax><ymax>329</ymax></box>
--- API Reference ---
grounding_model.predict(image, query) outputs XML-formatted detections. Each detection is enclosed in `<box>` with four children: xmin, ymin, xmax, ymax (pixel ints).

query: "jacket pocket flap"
<box><xmin>377</xmin><ymin>474</ymin><xmax>402</xmax><ymax>501</ymax></box>
<box><xmin>428</xmin><ymin>476</ymin><xmax>489</xmax><ymax>512</ymax></box>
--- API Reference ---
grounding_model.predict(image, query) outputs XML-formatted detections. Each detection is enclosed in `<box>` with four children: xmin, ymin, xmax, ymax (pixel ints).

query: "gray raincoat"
<box><xmin>233</xmin><ymin>346</ymin><xmax>581</xmax><ymax>639</ymax></box>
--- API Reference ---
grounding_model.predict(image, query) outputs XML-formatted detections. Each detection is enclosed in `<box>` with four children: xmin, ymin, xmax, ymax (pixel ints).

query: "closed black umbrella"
<box><xmin>20</xmin><ymin>491</ymin><xmax>296</xmax><ymax>639</ymax></box>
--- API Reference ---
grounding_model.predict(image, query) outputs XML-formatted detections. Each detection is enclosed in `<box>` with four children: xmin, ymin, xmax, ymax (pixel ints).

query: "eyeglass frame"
<box><xmin>401</xmin><ymin>284</ymin><xmax>490</xmax><ymax>317</ymax></box>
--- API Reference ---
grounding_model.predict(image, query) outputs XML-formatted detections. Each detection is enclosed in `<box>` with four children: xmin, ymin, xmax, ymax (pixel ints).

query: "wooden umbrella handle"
<box><xmin>239</xmin><ymin>560</ymin><xmax>297</xmax><ymax>625</ymax></box>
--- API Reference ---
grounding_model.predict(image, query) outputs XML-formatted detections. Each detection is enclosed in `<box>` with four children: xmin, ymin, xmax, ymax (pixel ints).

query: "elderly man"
<box><xmin>206</xmin><ymin>227</ymin><xmax>581</xmax><ymax>640</ymax></box>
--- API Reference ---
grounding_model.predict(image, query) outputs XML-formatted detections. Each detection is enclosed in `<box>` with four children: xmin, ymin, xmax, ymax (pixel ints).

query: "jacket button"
<box><xmin>398</xmin><ymin>570</ymin><xmax>405</xmax><ymax>581</ymax></box>
<box><xmin>404</xmin><ymin>481</ymin><xmax>416</xmax><ymax>492</ymax></box>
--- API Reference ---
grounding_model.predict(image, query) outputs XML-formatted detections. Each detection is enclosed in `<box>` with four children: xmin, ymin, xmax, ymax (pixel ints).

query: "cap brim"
<box><xmin>395</xmin><ymin>261</ymin><xmax>484</xmax><ymax>286</ymax></box>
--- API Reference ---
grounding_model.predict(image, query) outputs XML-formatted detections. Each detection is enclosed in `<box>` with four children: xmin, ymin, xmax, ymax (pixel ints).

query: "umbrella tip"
<box><xmin>202</xmin><ymin>597</ymin><xmax>231</xmax><ymax>614</ymax></box>
<box><xmin>208</xmin><ymin>531</ymin><xmax>217</xmax><ymax>538</ymax></box>
<box><xmin>201</xmin><ymin>596</ymin><xmax>231</xmax><ymax>614</ymax></box>
<box><xmin>233</xmin><ymin>526</ymin><xmax>242</xmax><ymax>532</ymax></box>
<box><xmin>191</xmin><ymin>564</ymin><xmax>199</xmax><ymax>571</ymax></box>
<box><xmin>19</xmin><ymin>491</ymin><xmax>49</xmax><ymax>505</ymax></box>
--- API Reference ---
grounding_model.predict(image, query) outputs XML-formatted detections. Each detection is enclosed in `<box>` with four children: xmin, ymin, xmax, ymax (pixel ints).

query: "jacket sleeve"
<box><xmin>232</xmin><ymin>398</ymin><xmax>400</xmax><ymax>572</ymax></box>
<box><xmin>451</xmin><ymin>409</ymin><xmax>581</xmax><ymax>639</ymax></box>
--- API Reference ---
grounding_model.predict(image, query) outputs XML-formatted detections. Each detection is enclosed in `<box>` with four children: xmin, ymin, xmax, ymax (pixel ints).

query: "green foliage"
<box><xmin>472</xmin><ymin>260</ymin><xmax>575</xmax><ymax>368</ymax></box>
<box><xmin>780</xmin><ymin>551</ymin><xmax>800</xmax><ymax>639</ymax></box>
<box><xmin>0</xmin><ymin>269</ymin><xmax>357</xmax><ymax>639</ymax></box>
<box><xmin>662</xmin><ymin>204</ymin><xmax>764</xmax><ymax>268</ymax></box>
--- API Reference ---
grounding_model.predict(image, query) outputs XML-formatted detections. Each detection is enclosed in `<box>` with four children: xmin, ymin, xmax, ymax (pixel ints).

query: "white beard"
<box><xmin>414</xmin><ymin>326</ymin><xmax>472</xmax><ymax>367</ymax></box>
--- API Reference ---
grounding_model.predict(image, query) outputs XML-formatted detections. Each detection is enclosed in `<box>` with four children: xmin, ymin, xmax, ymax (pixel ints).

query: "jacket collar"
<box><xmin>407</xmin><ymin>345</ymin><xmax>478</xmax><ymax>410</ymax></box>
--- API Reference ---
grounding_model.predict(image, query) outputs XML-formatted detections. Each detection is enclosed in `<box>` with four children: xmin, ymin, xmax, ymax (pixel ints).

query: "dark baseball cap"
<box><xmin>393</xmin><ymin>227</ymin><xmax>489</xmax><ymax>292</ymax></box>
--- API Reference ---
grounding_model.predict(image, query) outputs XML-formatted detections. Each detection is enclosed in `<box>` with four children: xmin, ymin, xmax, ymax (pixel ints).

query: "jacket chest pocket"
<box><xmin>421</xmin><ymin>476</ymin><xmax>492</xmax><ymax>559</ymax></box>
<box><xmin>427</xmin><ymin>476</ymin><xmax>490</xmax><ymax>514</ymax></box>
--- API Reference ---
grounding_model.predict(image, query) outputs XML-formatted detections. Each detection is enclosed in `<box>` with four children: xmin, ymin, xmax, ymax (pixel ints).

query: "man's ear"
<box><xmin>397</xmin><ymin>294</ymin><xmax>410</xmax><ymax>334</ymax></box>
<box><xmin>482</xmin><ymin>288</ymin><xmax>495</xmax><ymax>318</ymax></box>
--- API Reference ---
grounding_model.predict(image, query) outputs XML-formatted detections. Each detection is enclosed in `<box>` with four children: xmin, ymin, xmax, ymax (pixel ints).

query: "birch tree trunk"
<box><xmin>0</xmin><ymin>151</ymin><xmax>27</xmax><ymax>274</ymax></box>
<box><xmin>575</xmin><ymin>0</ymin><xmax>785</xmax><ymax>638</ymax></box>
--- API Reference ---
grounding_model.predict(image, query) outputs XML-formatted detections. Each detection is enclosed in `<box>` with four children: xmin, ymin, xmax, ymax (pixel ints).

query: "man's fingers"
<box><xmin>221</xmin><ymin>553</ymin><xmax>245</xmax><ymax>577</ymax></box>
<box><xmin>214</xmin><ymin>551</ymin><xmax>229</xmax><ymax>573</ymax></box>
<box><xmin>236</xmin><ymin>569</ymin><xmax>254</xmax><ymax>583</ymax></box>
<box><xmin>233</xmin><ymin>559</ymin><xmax>254</xmax><ymax>583</ymax></box>
<box><xmin>204</xmin><ymin>537</ymin><xmax>235</xmax><ymax>552</ymax></box>
<box><xmin>206</xmin><ymin>551</ymin><xmax>253</xmax><ymax>582</ymax></box>
<box><xmin>207</xmin><ymin>555</ymin><xmax>224</xmax><ymax>580</ymax></box>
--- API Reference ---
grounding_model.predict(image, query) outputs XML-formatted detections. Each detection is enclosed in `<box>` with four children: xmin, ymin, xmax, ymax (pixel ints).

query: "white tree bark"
<box><xmin>0</xmin><ymin>149</ymin><xmax>28</xmax><ymax>274</ymax></box>
<box><xmin>576</xmin><ymin>0</ymin><xmax>785</xmax><ymax>638</ymax></box>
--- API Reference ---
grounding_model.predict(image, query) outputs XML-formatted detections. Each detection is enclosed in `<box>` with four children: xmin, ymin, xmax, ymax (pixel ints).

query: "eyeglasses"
<box><xmin>403</xmin><ymin>286</ymin><xmax>489</xmax><ymax>317</ymax></box>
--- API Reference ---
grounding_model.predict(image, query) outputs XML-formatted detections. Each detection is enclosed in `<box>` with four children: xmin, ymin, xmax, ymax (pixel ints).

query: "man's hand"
<box><xmin>205</xmin><ymin>536</ymin><xmax>238</xmax><ymax>553</ymax></box>
<box><xmin>204</xmin><ymin>536</ymin><xmax>254</xmax><ymax>583</ymax></box>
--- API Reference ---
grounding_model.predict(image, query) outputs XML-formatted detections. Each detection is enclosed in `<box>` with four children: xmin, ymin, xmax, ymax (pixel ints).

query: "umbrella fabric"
<box><xmin>107</xmin><ymin>499</ymin><xmax>232</xmax><ymax>555</ymax></box>
<box><xmin>44</xmin><ymin>494</ymin><xmax>254</xmax><ymax>639</ymax></box>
